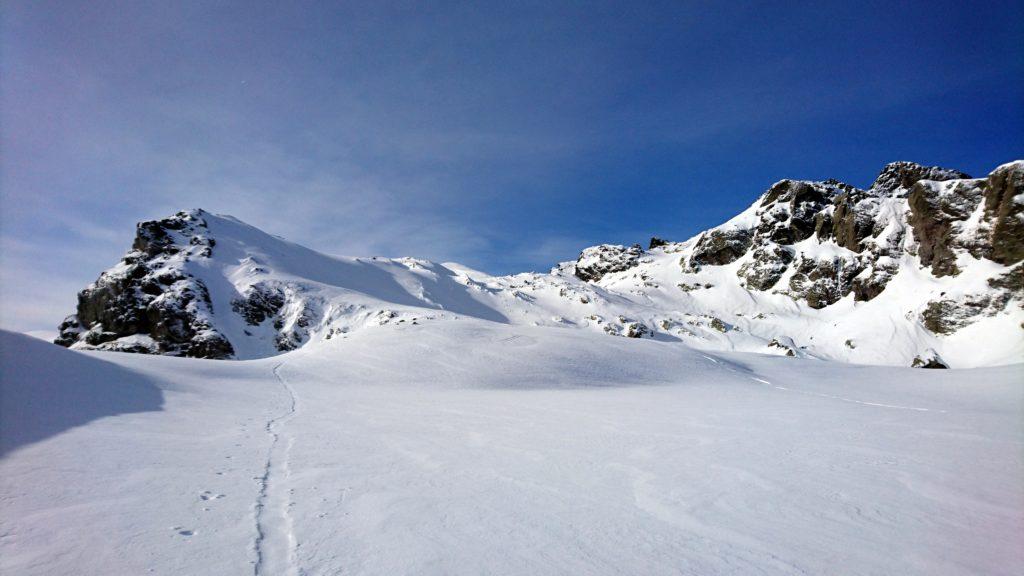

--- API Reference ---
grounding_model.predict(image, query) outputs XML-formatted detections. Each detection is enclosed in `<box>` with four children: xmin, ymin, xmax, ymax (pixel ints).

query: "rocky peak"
<box><xmin>648</xmin><ymin>237</ymin><xmax>669</xmax><ymax>249</ymax></box>
<box><xmin>132</xmin><ymin>209</ymin><xmax>213</xmax><ymax>257</ymax></box>
<box><xmin>870</xmin><ymin>161</ymin><xmax>970</xmax><ymax>196</ymax></box>
<box><xmin>55</xmin><ymin>209</ymin><xmax>233</xmax><ymax>358</ymax></box>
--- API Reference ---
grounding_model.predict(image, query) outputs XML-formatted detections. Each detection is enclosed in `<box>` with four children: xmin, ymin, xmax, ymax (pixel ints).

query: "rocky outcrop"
<box><xmin>758</xmin><ymin>179</ymin><xmax>851</xmax><ymax>245</ymax></box>
<box><xmin>920</xmin><ymin>263</ymin><xmax>1024</xmax><ymax>335</ymax></box>
<box><xmin>232</xmin><ymin>282</ymin><xmax>318</xmax><ymax>352</ymax></box>
<box><xmin>232</xmin><ymin>283</ymin><xmax>285</xmax><ymax>326</ymax></box>
<box><xmin>737</xmin><ymin>244</ymin><xmax>793</xmax><ymax>291</ymax></box>
<box><xmin>786</xmin><ymin>254</ymin><xmax>863</xmax><ymax>309</ymax></box>
<box><xmin>850</xmin><ymin>259</ymin><xmax>899</xmax><ymax>302</ymax></box>
<box><xmin>689</xmin><ymin>229</ymin><xmax>752</xmax><ymax>268</ymax></box>
<box><xmin>768</xmin><ymin>337</ymin><xmax>797</xmax><ymax>357</ymax></box>
<box><xmin>574</xmin><ymin>244</ymin><xmax>644</xmax><ymax>282</ymax></box>
<box><xmin>55</xmin><ymin>210</ymin><xmax>234</xmax><ymax>358</ymax></box>
<box><xmin>648</xmin><ymin>237</ymin><xmax>669</xmax><ymax>249</ymax></box>
<box><xmin>905</xmin><ymin>162</ymin><xmax>1023</xmax><ymax>277</ymax></box>
<box><xmin>911</xmin><ymin>348</ymin><xmax>949</xmax><ymax>369</ymax></box>
<box><xmin>988</xmin><ymin>264</ymin><xmax>1024</xmax><ymax>299</ymax></box>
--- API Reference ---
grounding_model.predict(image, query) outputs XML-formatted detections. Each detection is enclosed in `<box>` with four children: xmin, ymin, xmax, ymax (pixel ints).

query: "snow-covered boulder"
<box><xmin>911</xmin><ymin>348</ymin><xmax>949</xmax><ymax>369</ymax></box>
<box><xmin>573</xmin><ymin>244</ymin><xmax>644</xmax><ymax>282</ymax></box>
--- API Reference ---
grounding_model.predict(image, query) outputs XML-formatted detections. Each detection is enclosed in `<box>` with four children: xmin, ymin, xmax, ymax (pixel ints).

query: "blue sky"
<box><xmin>2</xmin><ymin>1</ymin><xmax>1022</xmax><ymax>332</ymax></box>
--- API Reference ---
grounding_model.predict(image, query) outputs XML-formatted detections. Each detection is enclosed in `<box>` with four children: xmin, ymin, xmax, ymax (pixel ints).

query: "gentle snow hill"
<box><xmin>54</xmin><ymin>159</ymin><xmax>1023</xmax><ymax>367</ymax></box>
<box><xmin>2</xmin><ymin>323</ymin><xmax>1022</xmax><ymax>575</ymax></box>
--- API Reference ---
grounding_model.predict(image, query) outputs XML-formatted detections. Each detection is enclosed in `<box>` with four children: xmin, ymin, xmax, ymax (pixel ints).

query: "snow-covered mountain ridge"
<box><xmin>55</xmin><ymin>160</ymin><xmax>1023</xmax><ymax>367</ymax></box>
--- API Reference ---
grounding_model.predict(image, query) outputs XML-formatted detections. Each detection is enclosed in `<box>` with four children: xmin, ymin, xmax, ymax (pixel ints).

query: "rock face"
<box><xmin>756</xmin><ymin>179</ymin><xmax>850</xmax><ymax>245</ymax></box>
<box><xmin>55</xmin><ymin>210</ymin><xmax>234</xmax><ymax>358</ymax></box>
<box><xmin>984</xmin><ymin>162</ymin><xmax>1024</xmax><ymax>265</ymax></box>
<box><xmin>557</xmin><ymin>160</ymin><xmax>1018</xmax><ymax>366</ymax></box>
<box><xmin>907</xmin><ymin>178</ymin><xmax>986</xmax><ymax>276</ymax></box>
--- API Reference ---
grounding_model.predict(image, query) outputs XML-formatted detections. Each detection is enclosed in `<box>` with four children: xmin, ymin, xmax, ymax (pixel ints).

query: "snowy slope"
<box><xmin>2</xmin><ymin>326</ymin><xmax>1022</xmax><ymax>575</ymax></box>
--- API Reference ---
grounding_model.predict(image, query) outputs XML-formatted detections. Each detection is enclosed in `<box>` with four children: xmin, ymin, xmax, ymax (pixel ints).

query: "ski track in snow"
<box><xmin>749</xmin><ymin>377</ymin><xmax>943</xmax><ymax>413</ymax></box>
<box><xmin>253</xmin><ymin>362</ymin><xmax>300</xmax><ymax>576</ymax></box>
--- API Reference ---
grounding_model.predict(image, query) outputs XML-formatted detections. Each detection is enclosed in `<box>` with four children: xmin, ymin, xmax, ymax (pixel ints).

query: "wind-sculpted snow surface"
<box><xmin>0</xmin><ymin>331</ymin><xmax>164</xmax><ymax>455</ymax></box>
<box><xmin>55</xmin><ymin>160</ymin><xmax>1023</xmax><ymax>367</ymax></box>
<box><xmin>2</xmin><ymin>323</ymin><xmax>1022</xmax><ymax>575</ymax></box>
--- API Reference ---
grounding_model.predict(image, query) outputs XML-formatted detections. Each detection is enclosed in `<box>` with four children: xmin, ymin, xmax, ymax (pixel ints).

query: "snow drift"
<box><xmin>0</xmin><ymin>330</ymin><xmax>164</xmax><ymax>456</ymax></box>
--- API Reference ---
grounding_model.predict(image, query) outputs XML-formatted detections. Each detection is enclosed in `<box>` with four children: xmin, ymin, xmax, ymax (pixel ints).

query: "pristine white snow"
<box><xmin>3</xmin><ymin>326</ymin><xmax>1021</xmax><ymax>575</ymax></box>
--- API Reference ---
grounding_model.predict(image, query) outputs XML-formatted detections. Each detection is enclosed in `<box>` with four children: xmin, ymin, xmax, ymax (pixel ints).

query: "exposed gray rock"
<box><xmin>679</xmin><ymin>160</ymin><xmax>1016</xmax><ymax>319</ymax></box>
<box><xmin>737</xmin><ymin>244</ymin><xmax>793</xmax><ymax>291</ymax></box>
<box><xmin>983</xmin><ymin>161</ymin><xmax>1024</xmax><ymax>265</ymax></box>
<box><xmin>787</xmin><ymin>255</ymin><xmax>863</xmax><ymax>309</ymax></box>
<box><xmin>921</xmin><ymin>265</ymin><xmax>1023</xmax><ymax>335</ymax></box>
<box><xmin>707</xmin><ymin>317</ymin><xmax>728</xmax><ymax>332</ymax></box>
<box><xmin>830</xmin><ymin>190</ymin><xmax>882</xmax><ymax>251</ymax></box>
<box><xmin>851</xmin><ymin>259</ymin><xmax>899</xmax><ymax>302</ymax></box>
<box><xmin>624</xmin><ymin>321</ymin><xmax>651</xmax><ymax>338</ymax></box>
<box><xmin>54</xmin><ymin>315</ymin><xmax>83</xmax><ymax>347</ymax></box>
<box><xmin>601</xmin><ymin>317</ymin><xmax>651</xmax><ymax>338</ymax></box>
<box><xmin>677</xmin><ymin>282</ymin><xmax>713</xmax><ymax>292</ymax></box>
<box><xmin>757</xmin><ymin>179</ymin><xmax>849</xmax><ymax>245</ymax></box>
<box><xmin>988</xmin><ymin>264</ymin><xmax>1024</xmax><ymax>302</ymax></box>
<box><xmin>907</xmin><ymin>178</ymin><xmax>985</xmax><ymax>276</ymax></box>
<box><xmin>232</xmin><ymin>284</ymin><xmax>286</xmax><ymax>326</ymax></box>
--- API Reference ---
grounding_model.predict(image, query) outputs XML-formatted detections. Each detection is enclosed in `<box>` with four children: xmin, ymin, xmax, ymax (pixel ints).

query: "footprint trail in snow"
<box><xmin>252</xmin><ymin>362</ymin><xmax>300</xmax><ymax>576</ymax></box>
